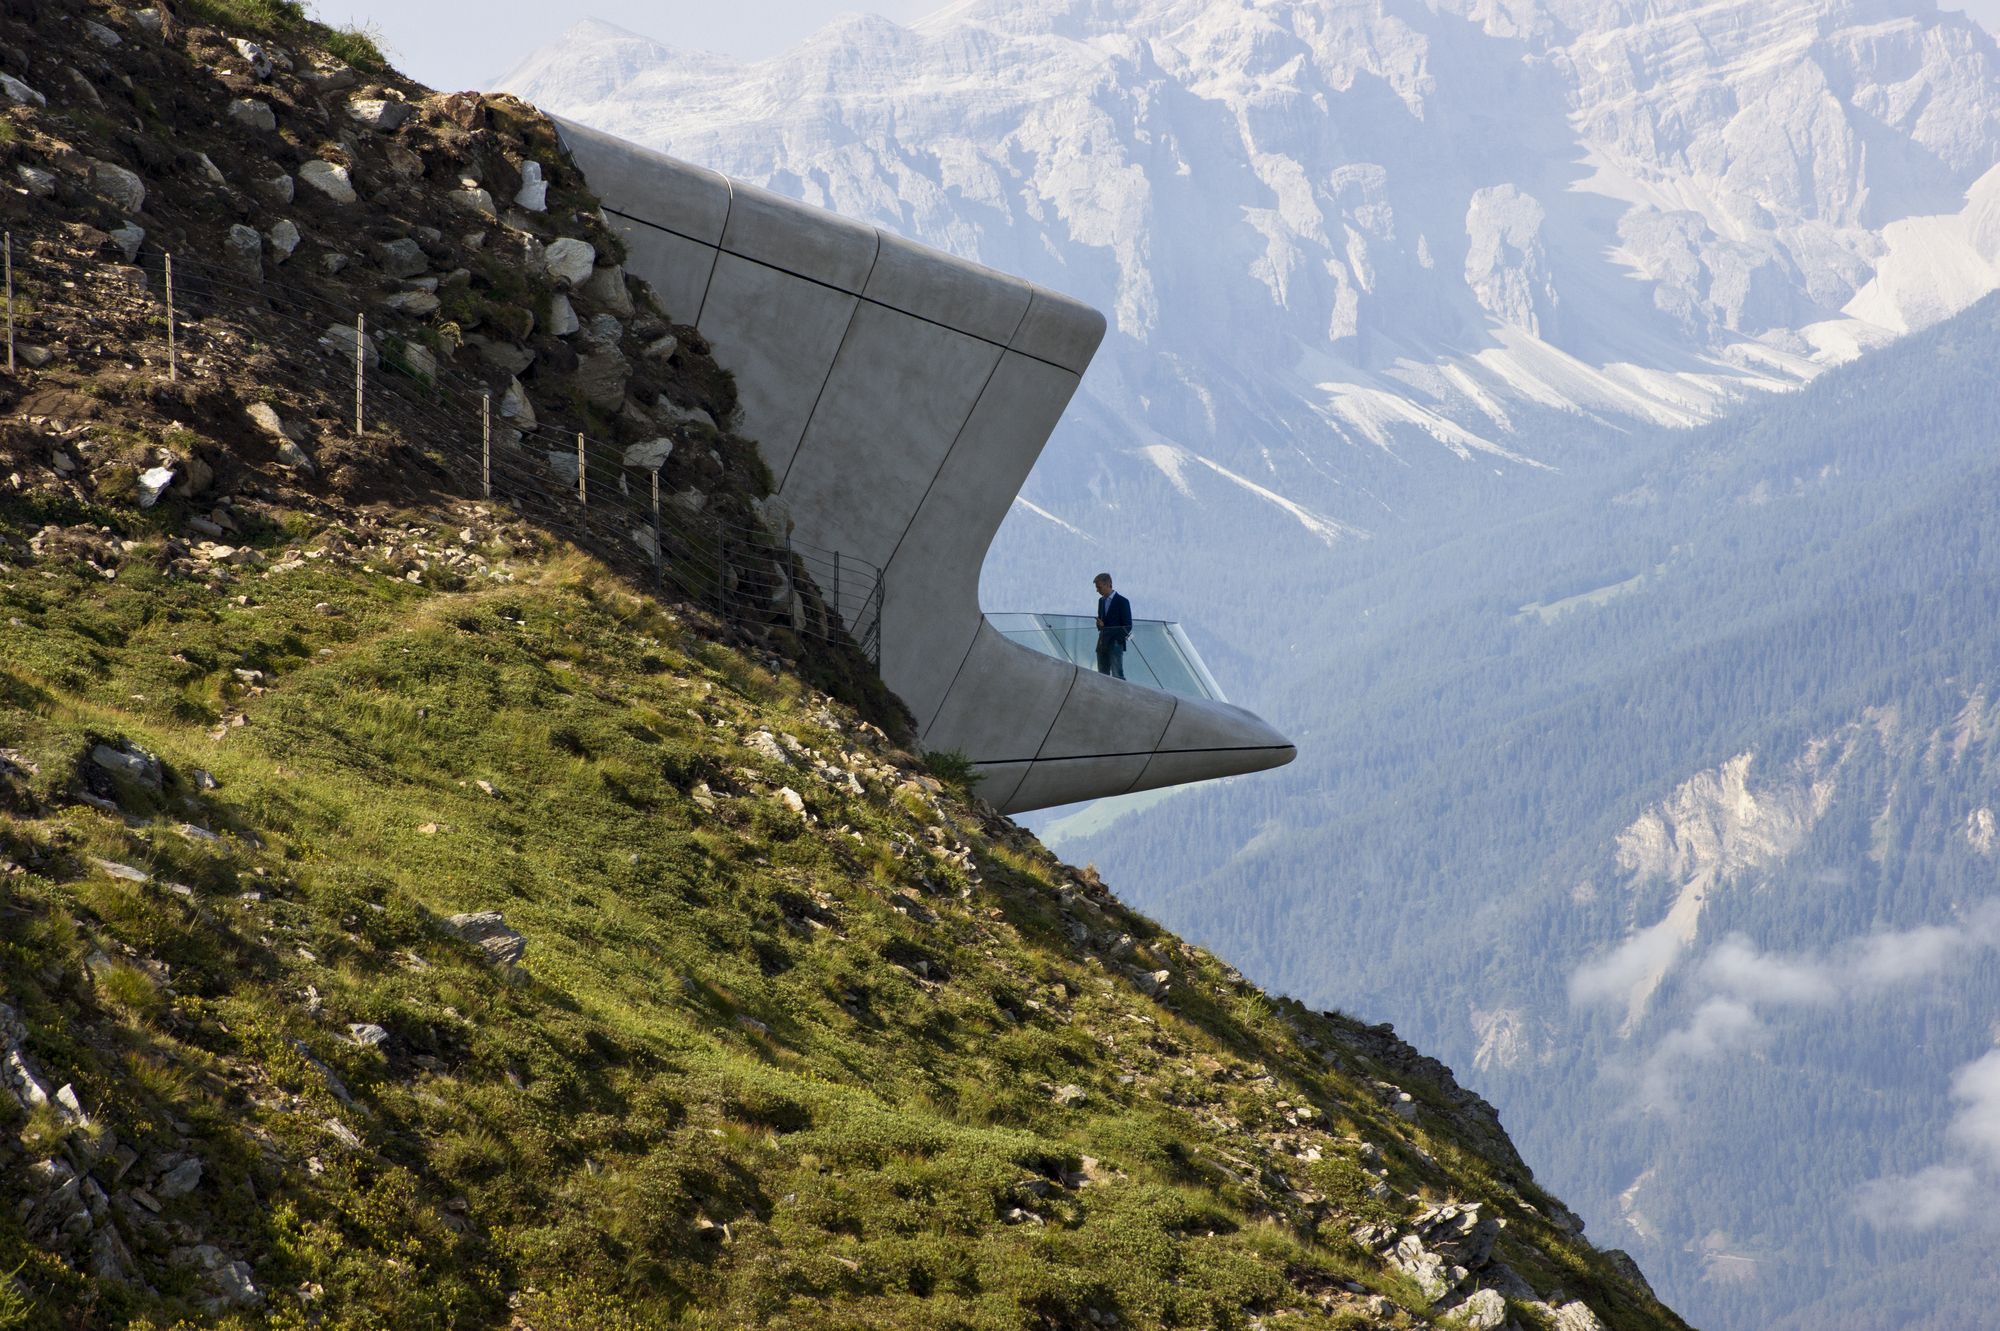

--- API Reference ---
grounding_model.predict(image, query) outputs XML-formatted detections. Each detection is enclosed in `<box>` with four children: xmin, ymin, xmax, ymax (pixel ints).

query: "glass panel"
<box><xmin>986</xmin><ymin>612</ymin><xmax>1225</xmax><ymax>702</ymax></box>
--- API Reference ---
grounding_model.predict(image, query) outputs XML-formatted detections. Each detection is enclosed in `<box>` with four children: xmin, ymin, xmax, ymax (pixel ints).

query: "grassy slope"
<box><xmin>0</xmin><ymin>492</ymin><xmax>1686</xmax><ymax>1330</ymax></box>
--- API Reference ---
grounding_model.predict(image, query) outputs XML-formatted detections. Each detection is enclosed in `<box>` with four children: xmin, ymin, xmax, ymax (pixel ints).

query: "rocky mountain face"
<box><xmin>0</xmin><ymin>3</ymin><xmax>1689</xmax><ymax>1327</ymax></box>
<box><xmin>505</xmin><ymin>0</ymin><xmax>2000</xmax><ymax>560</ymax></box>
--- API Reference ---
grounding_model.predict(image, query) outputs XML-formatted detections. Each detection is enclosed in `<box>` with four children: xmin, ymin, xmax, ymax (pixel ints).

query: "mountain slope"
<box><xmin>0</xmin><ymin>3</ymin><xmax>1685</xmax><ymax>1327</ymax></box>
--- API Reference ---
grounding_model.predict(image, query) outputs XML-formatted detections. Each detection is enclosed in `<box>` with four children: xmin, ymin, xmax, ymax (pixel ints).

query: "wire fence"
<box><xmin>0</xmin><ymin>228</ymin><xmax>884</xmax><ymax>664</ymax></box>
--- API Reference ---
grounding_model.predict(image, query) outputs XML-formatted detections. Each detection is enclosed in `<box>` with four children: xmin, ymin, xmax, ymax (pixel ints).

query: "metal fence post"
<box><xmin>650</xmin><ymin>467</ymin><xmax>662</xmax><ymax>591</ymax></box>
<box><xmin>576</xmin><ymin>431</ymin><xmax>586</xmax><ymax>507</ymax></box>
<box><xmin>3</xmin><ymin>232</ymin><xmax>13</xmax><ymax>377</ymax></box>
<box><xmin>353</xmin><ymin>312</ymin><xmax>366</xmax><ymax>436</ymax></box>
<box><xmin>164</xmin><ymin>252</ymin><xmax>176</xmax><ymax>383</ymax></box>
<box><xmin>833</xmin><ymin>554</ymin><xmax>842</xmax><ymax>629</ymax></box>
<box><xmin>481</xmin><ymin>390</ymin><xmax>492</xmax><ymax>499</ymax></box>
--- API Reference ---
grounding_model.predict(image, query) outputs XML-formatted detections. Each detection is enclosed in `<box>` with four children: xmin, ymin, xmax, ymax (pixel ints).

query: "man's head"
<box><xmin>1094</xmin><ymin>572</ymin><xmax>1113</xmax><ymax>595</ymax></box>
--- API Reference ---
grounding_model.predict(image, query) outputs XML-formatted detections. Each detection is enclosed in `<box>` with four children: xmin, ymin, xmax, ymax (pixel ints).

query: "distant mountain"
<box><xmin>502</xmin><ymin>0</ymin><xmax>2000</xmax><ymax>560</ymax></box>
<box><xmin>1059</xmin><ymin>291</ymin><xmax>2000</xmax><ymax>1331</ymax></box>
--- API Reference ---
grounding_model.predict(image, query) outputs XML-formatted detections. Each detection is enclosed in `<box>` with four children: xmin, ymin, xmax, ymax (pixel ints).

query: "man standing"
<box><xmin>1094</xmin><ymin>572</ymin><xmax>1132</xmax><ymax>679</ymax></box>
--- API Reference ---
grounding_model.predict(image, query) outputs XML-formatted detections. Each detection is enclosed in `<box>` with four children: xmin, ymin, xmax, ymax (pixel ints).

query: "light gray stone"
<box><xmin>85</xmin><ymin>18</ymin><xmax>121</xmax><ymax>47</ymax></box>
<box><xmin>15</xmin><ymin>165</ymin><xmax>55</xmax><ymax>198</ymax></box>
<box><xmin>298</xmin><ymin>160</ymin><xmax>356</xmax><ymax>204</ymax></box>
<box><xmin>0</xmin><ymin>73</ymin><xmax>45</xmax><ymax>107</ymax></box>
<box><xmin>546</xmin><ymin>292</ymin><xmax>580</xmax><ymax>337</ymax></box>
<box><xmin>1553</xmin><ymin>1304</ymin><xmax>1606</xmax><ymax>1331</ymax></box>
<box><xmin>252</xmin><ymin>172</ymin><xmax>293</xmax><ymax>204</ymax></box>
<box><xmin>155</xmin><ymin>1157</ymin><xmax>202</xmax><ymax>1200</ymax></box>
<box><xmin>543</xmin><ymin>236</ymin><xmax>596</xmax><ymax>286</ymax></box>
<box><xmin>91</xmin><ymin>742</ymin><xmax>162</xmax><ymax>792</ymax></box>
<box><xmin>514</xmin><ymin>160</ymin><xmax>548</xmax><ymax>212</ymax></box>
<box><xmin>302</xmin><ymin>59</ymin><xmax>357</xmax><ymax>92</ymax></box>
<box><xmin>1449</xmin><ymin>1289</ymin><xmax>1508</xmax><ymax>1331</ymax></box>
<box><xmin>445</xmin><ymin>911</ymin><xmax>527</xmax><ymax>966</ymax></box>
<box><xmin>224</xmin><ymin>224</ymin><xmax>262</xmax><ymax>275</ymax></box>
<box><xmin>576</xmin><ymin>349</ymin><xmax>630</xmax><ymax>411</ymax></box>
<box><xmin>133</xmin><ymin>9</ymin><xmax>162</xmax><ymax>36</ymax></box>
<box><xmin>581</xmin><ymin>263</ymin><xmax>634</xmax><ymax>317</ymax></box>
<box><xmin>643</xmin><ymin>333</ymin><xmax>679</xmax><ymax>360</ymax></box>
<box><xmin>316</xmin><ymin>323</ymin><xmax>377</xmax><ymax>370</ymax></box>
<box><xmin>376</xmin><ymin>238</ymin><xmax>428</xmax><ymax>278</ymax></box>
<box><xmin>226</xmin><ymin>98</ymin><xmax>276</xmax><ymax>133</ymax></box>
<box><xmin>498</xmin><ymin>376</ymin><xmax>535</xmax><ymax>428</ymax></box>
<box><xmin>380</xmin><ymin>290</ymin><xmax>439</xmax><ymax>317</ymax></box>
<box><xmin>194</xmin><ymin>153</ymin><xmax>227</xmax><ymax>185</ymax></box>
<box><xmin>229</xmin><ymin>38</ymin><xmax>270</xmax><ymax>78</ymax></box>
<box><xmin>345</xmin><ymin>95</ymin><xmax>410</xmax><ymax>132</ymax></box>
<box><xmin>622</xmin><ymin>437</ymin><xmax>674</xmax><ymax>470</ymax></box>
<box><xmin>451</xmin><ymin>187</ymin><xmax>496</xmax><ymax>219</ymax></box>
<box><xmin>267</xmin><ymin>219</ymin><xmax>301</xmax><ymax>261</ymax></box>
<box><xmin>347</xmin><ymin>1023</ymin><xmax>389</xmax><ymax>1047</ymax></box>
<box><xmin>137</xmin><ymin>465</ymin><xmax>176</xmax><ymax>508</ymax></box>
<box><xmin>244</xmin><ymin>402</ymin><xmax>290</xmax><ymax>441</ymax></box>
<box><xmin>88</xmin><ymin>159</ymin><xmax>145</xmax><ymax>213</ymax></box>
<box><xmin>398</xmin><ymin>343</ymin><xmax>437</xmax><ymax>380</ymax></box>
<box><xmin>109</xmin><ymin>224</ymin><xmax>145</xmax><ymax>263</ymax></box>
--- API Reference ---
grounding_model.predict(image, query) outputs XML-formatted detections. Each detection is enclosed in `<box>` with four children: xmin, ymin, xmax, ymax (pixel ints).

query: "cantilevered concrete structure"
<box><xmin>556</xmin><ymin>120</ymin><xmax>1295</xmax><ymax>812</ymax></box>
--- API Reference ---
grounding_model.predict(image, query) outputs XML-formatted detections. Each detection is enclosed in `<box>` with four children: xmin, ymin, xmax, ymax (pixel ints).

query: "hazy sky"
<box><xmin>311</xmin><ymin>2</ymin><xmax>942</xmax><ymax>92</ymax></box>
<box><xmin>321</xmin><ymin>0</ymin><xmax>2000</xmax><ymax>94</ymax></box>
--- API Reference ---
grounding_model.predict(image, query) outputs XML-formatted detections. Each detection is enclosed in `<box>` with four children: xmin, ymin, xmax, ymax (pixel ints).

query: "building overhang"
<box><xmin>552</xmin><ymin>117</ymin><xmax>1296</xmax><ymax>812</ymax></box>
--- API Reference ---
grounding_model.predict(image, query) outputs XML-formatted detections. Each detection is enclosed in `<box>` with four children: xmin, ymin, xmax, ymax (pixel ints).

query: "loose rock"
<box><xmin>298</xmin><ymin>160</ymin><xmax>357</xmax><ymax>204</ymax></box>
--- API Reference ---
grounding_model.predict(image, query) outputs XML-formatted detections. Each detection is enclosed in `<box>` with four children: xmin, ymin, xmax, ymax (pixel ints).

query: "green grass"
<box><xmin>0</xmin><ymin>501</ymin><xmax>1685</xmax><ymax>1330</ymax></box>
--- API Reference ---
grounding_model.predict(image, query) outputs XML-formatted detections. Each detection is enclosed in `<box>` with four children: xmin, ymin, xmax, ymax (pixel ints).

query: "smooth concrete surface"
<box><xmin>554</xmin><ymin>117</ymin><xmax>1297</xmax><ymax>812</ymax></box>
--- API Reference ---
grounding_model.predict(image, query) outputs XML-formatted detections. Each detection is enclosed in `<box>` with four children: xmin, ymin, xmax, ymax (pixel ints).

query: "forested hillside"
<box><xmin>1059</xmin><ymin>293</ymin><xmax>2000</xmax><ymax>1330</ymax></box>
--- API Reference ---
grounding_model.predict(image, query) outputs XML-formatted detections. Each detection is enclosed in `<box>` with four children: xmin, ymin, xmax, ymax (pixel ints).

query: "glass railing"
<box><xmin>989</xmin><ymin>612</ymin><xmax>1227</xmax><ymax>702</ymax></box>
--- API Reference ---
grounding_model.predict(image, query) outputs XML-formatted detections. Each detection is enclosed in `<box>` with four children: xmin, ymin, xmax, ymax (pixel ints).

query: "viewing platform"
<box><xmin>992</xmin><ymin>614</ymin><xmax>1226</xmax><ymax>701</ymax></box>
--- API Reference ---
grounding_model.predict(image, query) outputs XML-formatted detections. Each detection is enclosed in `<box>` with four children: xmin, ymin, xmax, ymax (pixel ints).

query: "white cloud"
<box><xmin>1853</xmin><ymin>1164</ymin><xmax>1979</xmax><ymax>1230</ymax></box>
<box><xmin>1568</xmin><ymin>918</ymin><xmax>1685</xmax><ymax>1006</ymax></box>
<box><xmin>1636</xmin><ymin>997</ymin><xmax>1764</xmax><ymax>1107</ymax></box>
<box><xmin>1946</xmin><ymin>1050</ymin><xmax>2000</xmax><ymax>1170</ymax></box>
<box><xmin>1700</xmin><ymin>936</ymin><xmax>1839</xmax><ymax>1006</ymax></box>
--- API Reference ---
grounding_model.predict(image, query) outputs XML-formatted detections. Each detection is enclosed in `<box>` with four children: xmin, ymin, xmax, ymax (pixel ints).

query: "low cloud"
<box><xmin>1572</xmin><ymin>901</ymin><xmax>2000</xmax><ymax>1124</ymax></box>
<box><xmin>1567</xmin><ymin>918</ymin><xmax>1684</xmax><ymax>1006</ymax></box>
<box><xmin>1853</xmin><ymin>1164</ymin><xmax>1979</xmax><ymax>1230</ymax></box>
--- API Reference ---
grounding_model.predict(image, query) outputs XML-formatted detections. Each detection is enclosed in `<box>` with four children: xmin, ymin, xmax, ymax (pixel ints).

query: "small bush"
<box><xmin>923</xmin><ymin>748</ymin><xmax>979</xmax><ymax>787</ymax></box>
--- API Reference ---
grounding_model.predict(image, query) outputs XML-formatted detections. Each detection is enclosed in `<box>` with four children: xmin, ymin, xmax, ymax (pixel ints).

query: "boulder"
<box><xmin>375</xmin><ymin>237</ymin><xmax>428</xmax><ymax>278</ymax></box>
<box><xmin>267</xmin><ymin>219</ymin><xmax>301</xmax><ymax>262</ymax></box>
<box><xmin>14</xmin><ymin>164</ymin><xmax>55</xmax><ymax>198</ymax></box>
<box><xmin>223</xmin><ymin>224</ymin><xmax>262</xmax><ymax>276</ymax></box>
<box><xmin>252</xmin><ymin>172</ymin><xmax>294</xmax><ymax>204</ymax></box>
<box><xmin>137</xmin><ymin>465</ymin><xmax>176</xmax><ymax>508</ymax></box>
<box><xmin>298</xmin><ymin>160</ymin><xmax>356</xmax><ymax>204</ymax></box>
<box><xmin>345</xmin><ymin>95</ymin><xmax>410</xmax><ymax>132</ymax></box>
<box><xmin>497</xmin><ymin>376</ymin><xmax>536</xmax><ymax>428</ymax></box>
<box><xmin>154</xmin><ymin>1157</ymin><xmax>202</xmax><ymax>1200</ymax></box>
<box><xmin>643</xmin><ymin>333</ymin><xmax>679</xmax><ymax>360</ymax></box>
<box><xmin>317</xmin><ymin>323</ymin><xmax>377</xmax><ymax>370</ymax></box>
<box><xmin>381</xmin><ymin>290</ymin><xmax>439</xmax><ymax>317</ymax></box>
<box><xmin>226</xmin><ymin>98</ymin><xmax>276</xmax><ymax>133</ymax></box>
<box><xmin>108</xmin><ymin>223</ymin><xmax>145</xmax><ymax>263</ymax></box>
<box><xmin>580</xmin><ymin>264</ymin><xmax>634</xmax><ymax>318</ymax></box>
<box><xmin>229</xmin><ymin>38</ymin><xmax>271</xmax><ymax>78</ymax></box>
<box><xmin>451</xmin><ymin>186</ymin><xmax>497</xmax><ymax>219</ymax></box>
<box><xmin>91</xmin><ymin>741</ymin><xmax>163</xmax><ymax>794</ymax></box>
<box><xmin>1449</xmin><ymin>1289</ymin><xmax>1507</xmax><ymax>1331</ymax></box>
<box><xmin>398</xmin><ymin>344</ymin><xmax>437</xmax><ymax>381</ymax></box>
<box><xmin>543</xmin><ymin>236</ymin><xmax>596</xmax><ymax>286</ymax></box>
<box><xmin>347</xmin><ymin>1023</ymin><xmax>389</xmax><ymax>1047</ymax></box>
<box><xmin>445</xmin><ymin>911</ymin><xmax>527</xmax><ymax>966</ymax></box>
<box><xmin>1553</xmin><ymin>1304</ymin><xmax>1606</xmax><ymax>1331</ymax></box>
<box><xmin>623</xmin><ymin>437</ymin><xmax>674</xmax><ymax>471</ymax></box>
<box><xmin>244</xmin><ymin>402</ymin><xmax>290</xmax><ymax>441</ymax></box>
<box><xmin>302</xmin><ymin>59</ymin><xmax>357</xmax><ymax>92</ymax></box>
<box><xmin>576</xmin><ymin>348</ymin><xmax>630</xmax><ymax>411</ymax></box>
<box><xmin>514</xmin><ymin>160</ymin><xmax>548</xmax><ymax>212</ymax></box>
<box><xmin>546</xmin><ymin>292</ymin><xmax>580</xmax><ymax>337</ymax></box>
<box><xmin>88</xmin><ymin>159</ymin><xmax>145</xmax><ymax>213</ymax></box>
<box><xmin>0</xmin><ymin>73</ymin><xmax>46</xmax><ymax>107</ymax></box>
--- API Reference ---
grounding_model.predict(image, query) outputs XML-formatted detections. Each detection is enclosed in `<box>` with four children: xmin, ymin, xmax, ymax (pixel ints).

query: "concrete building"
<box><xmin>555</xmin><ymin>119</ymin><xmax>1295</xmax><ymax>812</ymax></box>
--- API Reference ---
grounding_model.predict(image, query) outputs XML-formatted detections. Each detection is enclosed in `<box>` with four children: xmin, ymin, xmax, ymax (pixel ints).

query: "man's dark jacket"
<box><xmin>1098</xmin><ymin>592</ymin><xmax>1133</xmax><ymax>642</ymax></box>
